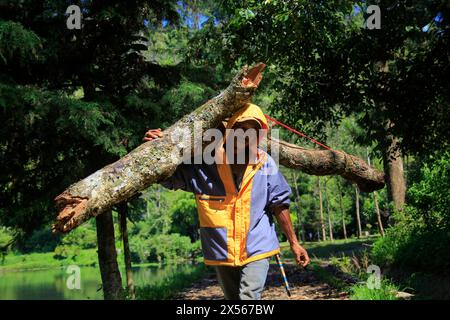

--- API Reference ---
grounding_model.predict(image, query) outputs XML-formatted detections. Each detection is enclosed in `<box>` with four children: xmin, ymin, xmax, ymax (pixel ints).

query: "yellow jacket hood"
<box><xmin>225</xmin><ymin>103</ymin><xmax>268</xmax><ymax>130</ymax></box>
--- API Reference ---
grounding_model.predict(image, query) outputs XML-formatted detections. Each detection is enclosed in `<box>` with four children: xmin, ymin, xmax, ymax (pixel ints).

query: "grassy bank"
<box><xmin>0</xmin><ymin>249</ymin><xmax>99</xmax><ymax>271</ymax></box>
<box><xmin>0</xmin><ymin>249</ymin><xmax>169</xmax><ymax>272</ymax></box>
<box><xmin>280</xmin><ymin>236</ymin><xmax>379</xmax><ymax>260</ymax></box>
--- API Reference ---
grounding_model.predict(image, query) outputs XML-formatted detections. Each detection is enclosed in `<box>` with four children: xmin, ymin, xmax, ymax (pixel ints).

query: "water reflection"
<box><xmin>0</xmin><ymin>264</ymin><xmax>196</xmax><ymax>300</ymax></box>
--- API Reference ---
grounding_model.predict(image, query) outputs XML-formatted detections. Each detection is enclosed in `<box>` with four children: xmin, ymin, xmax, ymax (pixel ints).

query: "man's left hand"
<box><xmin>290</xmin><ymin>243</ymin><xmax>310</xmax><ymax>267</ymax></box>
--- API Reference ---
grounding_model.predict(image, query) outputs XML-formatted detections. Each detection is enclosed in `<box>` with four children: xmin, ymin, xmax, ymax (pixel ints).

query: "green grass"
<box><xmin>280</xmin><ymin>236</ymin><xmax>379</xmax><ymax>260</ymax></box>
<box><xmin>0</xmin><ymin>249</ymin><xmax>99</xmax><ymax>271</ymax></box>
<box><xmin>0</xmin><ymin>248</ymin><xmax>190</xmax><ymax>272</ymax></box>
<box><xmin>134</xmin><ymin>264</ymin><xmax>212</xmax><ymax>300</ymax></box>
<box><xmin>350</xmin><ymin>280</ymin><xmax>399</xmax><ymax>300</ymax></box>
<box><xmin>308</xmin><ymin>261</ymin><xmax>350</xmax><ymax>291</ymax></box>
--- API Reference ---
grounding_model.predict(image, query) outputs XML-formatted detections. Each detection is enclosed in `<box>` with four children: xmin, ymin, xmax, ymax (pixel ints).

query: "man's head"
<box><xmin>223</xmin><ymin>103</ymin><xmax>268</xmax><ymax>164</ymax></box>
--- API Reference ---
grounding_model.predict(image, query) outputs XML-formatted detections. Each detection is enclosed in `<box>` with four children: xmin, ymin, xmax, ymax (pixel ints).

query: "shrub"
<box><xmin>53</xmin><ymin>245</ymin><xmax>81</xmax><ymax>260</ymax></box>
<box><xmin>130</xmin><ymin>233</ymin><xmax>200</xmax><ymax>264</ymax></box>
<box><xmin>371</xmin><ymin>152</ymin><xmax>450</xmax><ymax>275</ymax></box>
<box><xmin>22</xmin><ymin>227</ymin><xmax>61</xmax><ymax>253</ymax></box>
<box><xmin>61</xmin><ymin>226</ymin><xmax>97</xmax><ymax>249</ymax></box>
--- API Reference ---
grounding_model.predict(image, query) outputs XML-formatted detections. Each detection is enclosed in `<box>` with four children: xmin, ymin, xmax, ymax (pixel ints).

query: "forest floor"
<box><xmin>174</xmin><ymin>261</ymin><xmax>350</xmax><ymax>300</ymax></box>
<box><xmin>175</xmin><ymin>237</ymin><xmax>377</xmax><ymax>300</ymax></box>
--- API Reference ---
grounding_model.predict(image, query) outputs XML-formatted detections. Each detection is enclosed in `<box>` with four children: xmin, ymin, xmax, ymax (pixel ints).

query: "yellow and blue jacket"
<box><xmin>162</xmin><ymin>104</ymin><xmax>292</xmax><ymax>266</ymax></box>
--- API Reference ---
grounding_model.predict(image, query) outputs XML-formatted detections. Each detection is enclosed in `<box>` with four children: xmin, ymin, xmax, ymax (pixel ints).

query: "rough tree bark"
<box><xmin>377</xmin><ymin>61</ymin><xmax>406</xmax><ymax>211</ymax></box>
<box><xmin>264</xmin><ymin>138</ymin><xmax>385</xmax><ymax>193</ymax></box>
<box><xmin>382</xmin><ymin>128</ymin><xmax>406</xmax><ymax>211</ymax></box>
<box><xmin>53</xmin><ymin>63</ymin><xmax>385</xmax><ymax>234</ymax></box>
<box><xmin>96</xmin><ymin>210</ymin><xmax>123</xmax><ymax>300</ymax></box>
<box><xmin>53</xmin><ymin>63</ymin><xmax>267</xmax><ymax>233</ymax></box>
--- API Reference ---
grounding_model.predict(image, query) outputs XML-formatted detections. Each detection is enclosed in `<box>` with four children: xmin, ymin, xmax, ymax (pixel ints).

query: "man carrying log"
<box><xmin>144</xmin><ymin>103</ymin><xmax>310</xmax><ymax>300</ymax></box>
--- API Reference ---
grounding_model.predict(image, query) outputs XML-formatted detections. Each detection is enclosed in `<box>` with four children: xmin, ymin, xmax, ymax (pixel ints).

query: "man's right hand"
<box><xmin>143</xmin><ymin>128</ymin><xmax>163</xmax><ymax>142</ymax></box>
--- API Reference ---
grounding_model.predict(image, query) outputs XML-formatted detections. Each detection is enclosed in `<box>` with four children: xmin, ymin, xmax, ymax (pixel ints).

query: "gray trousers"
<box><xmin>215</xmin><ymin>257</ymin><xmax>270</xmax><ymax>300</ymax></box>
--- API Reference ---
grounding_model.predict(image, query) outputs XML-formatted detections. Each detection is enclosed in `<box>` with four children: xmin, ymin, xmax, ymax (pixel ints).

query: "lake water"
<box><xmin>0</xmin><ymin>264</ymin><xmax>196</xmax><ymax>300</ymax></box>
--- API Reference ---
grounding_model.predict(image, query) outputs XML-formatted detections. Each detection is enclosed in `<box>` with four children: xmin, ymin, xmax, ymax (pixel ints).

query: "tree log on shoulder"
<box><xmin>267</xmin><ymin>138</ymin><xmax>385</xmax><ymax>192</ymax></box>
<box><xmin>52</xmin><ymin>62</ymin><xmax>385</xmax><ymax>234</ymax></box>
<box><xmin>52</xmin><ymin>63</ymin><xmax>267</xmax><ymax>233</ymax></box>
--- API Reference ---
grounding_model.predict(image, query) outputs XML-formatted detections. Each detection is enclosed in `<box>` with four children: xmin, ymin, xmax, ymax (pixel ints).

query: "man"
<box><xmin>144</xmin><ymin>103</ymin><xmax>309</xmax><ymax>300</ymax></box>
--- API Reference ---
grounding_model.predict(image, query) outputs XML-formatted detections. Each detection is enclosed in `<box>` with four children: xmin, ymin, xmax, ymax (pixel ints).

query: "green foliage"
<box><xmin>130</xmin><ymin>233</ymin><xmax>200</xmax><ymax>264</ymax></box>
<box><xmin>170</xmin><ymin>193</ymin><xmax>199</xmax><ymax>242</ymax></box>
<box><xmin>407</xmin><ymin>152</ymin><xmax>450</xmax><ymax>229</ymax></box>
<box><xmin>350</xmin><ymin>280</ymin><xmax>399</xmax><ymax>300</ymax></box>
<box><xmin>53</xmin><ymin>245</ymin><xmax>81</xmax><ymax>261</ymax></box>
<box><xmin>0</xmin><ymin>20</ymin><xmax>41</xmax><ymax>64</ymax></box>
<box><xmin>160</xmin><ymin>79</ymin><xmax>216</xmax><ymax>121</ymax></box>
<box><xmin>0</xmin><ymin>248</ymin><xmax>99</xmax><ymax>271</ymax></box>
<box><xmin>20</xmin><ymin>227</ymin><xmax>61</xmax><ymax>253</ymax></box>
<box><xmin>198</xmin><ymin>0</ymin><xmax>450</xmax><ymax>155</ymax></box>
<box><xmin>60</xmin><ymin>226</ymin><xmax>97</xmax><ymax>249</ymax></box>
<box><xmin>372</xmin><ymin>152</ymin><xmax>450</xmax><ymax>274</ymax></box>
<box><xmin>309</xmin><ymin>262</ymin><xmax>350</xmax><ymax>292</ymax></box>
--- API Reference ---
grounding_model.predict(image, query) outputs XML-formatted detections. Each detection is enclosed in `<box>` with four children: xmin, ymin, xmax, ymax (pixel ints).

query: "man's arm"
<box><xmin>143</xmin><ymin>128</ymin><xmax>191</xmax><ymax>192</ymax></box>
<box><xmin>274</xmin><ymin>205</ymin><xmax>310</xmax><ymax>267</ymax></box>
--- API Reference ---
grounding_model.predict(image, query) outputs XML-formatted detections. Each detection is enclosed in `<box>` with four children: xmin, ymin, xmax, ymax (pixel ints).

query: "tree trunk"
<box><xmin>373</xmin><ymin>191</ymin><xmax>385</xmax><ymax>237</ymax></box>
<box><xmin>53</xmin><ymin>63</ymin><xmax>267</xmax><ymax>233</ymax></box>
<box><xmin>118</xmin><ymin>202</ymin><xmax>135</xmax><ymax>299</ymax></box>
<box><xmin>324</xmin><ymin>178</ymin><xmax>334</xmax><ymax>242</ymax></box>
<box><xmin>376</xmin><ymin>61</ymin><xmax>406</xmax><ymax>212</ymax></box>
<box><xmin>355</xmin><ymin>185</ymin><xmax>362</xmax><ymax>238</ymax></box>
<box><xmin>291</xmin><ymin>171</ymin><xmax>306</xmax><ymax>243</ymax></box>
<box><xmin>96</xmin><ymin>210</ymin><xmax>123</xmax><ymax>300</ymax></box>
<box><xmin>338</xmin><ymin>188</ymin><xmax>348</xmax><ymax>240</ymax></box>
<box><xmin>317</xmin><ymin>177</ymin><xmax>327</xmax><ymax>241</ymax></box>
<box><xmin>367</xmin><ymin>151</ymin><xmax>385</xmax><ymax>236</ymax></box>
<box><xmin>382</xmin><ymin>128</ymin><xmax>406</xmax><ymax>211</ymax></box>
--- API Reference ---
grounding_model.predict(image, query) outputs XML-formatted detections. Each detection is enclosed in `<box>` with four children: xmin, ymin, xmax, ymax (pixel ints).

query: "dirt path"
<box><xmin>174</xmin><ymin>261</ymin><xmax>349</xmax><ymax>300</ymax></box>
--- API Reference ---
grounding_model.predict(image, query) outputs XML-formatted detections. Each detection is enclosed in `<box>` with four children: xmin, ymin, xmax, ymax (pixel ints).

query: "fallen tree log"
<box><xmin>53</xmin><ymin>63</ymin><xmax>267</xmax><ymax>233</ymax></box>
<box><xmin>265</xmin><ymin>138</ymin><xmax>385</xmax><ymax>192</ymax></box>
<box><xmin>52</xmin><ymin>62</ymin><xmax>385</xmax><ymax>234</ymax></box>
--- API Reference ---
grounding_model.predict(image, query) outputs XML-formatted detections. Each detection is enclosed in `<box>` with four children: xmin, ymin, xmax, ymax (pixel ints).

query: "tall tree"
<box><xmin>291</xmin><ymin>171</ymin><xmax>306</xmax><ymax>243</ymax></box>
<box><xmin>367</xmin><ymin>150</ymin><xmax>385</xmax><ymax>236</ymax></box>
<box><xmin>337</xmin><ymin>180</ymin><xmax>348</xmax><ymax>240</ymax></box>
<box><xmin>0</xmin><ymin>0</ymin><xmax>180</xmax><ymax>299</ymax></box>
<box><xmin>118</xmin><ymin>202</ymin><xmax>135</xmax><ymax>299</ymax></box>
<box><xmin>317</xmin><ymin>177</ymin><xmax>327</xmax><ymax>241</ymax></box>
<box><xmin>197</xmin><ymin>0</ymin><xmax>450</xmax><ymax>215</ymax></box>
<box><xmin>324</xmin><ymin>178</ymin><xmax>334</xmax><ymax>242</ymax></box>
<box><xmin>96</xmin><ymin>210</ymin><xmax>123</xmax><ymax>300</ymax></box>
<box><xmin>355</xmin><ymin>185</ymin><xmax>363</xmax><ymax>238</ymax></box>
